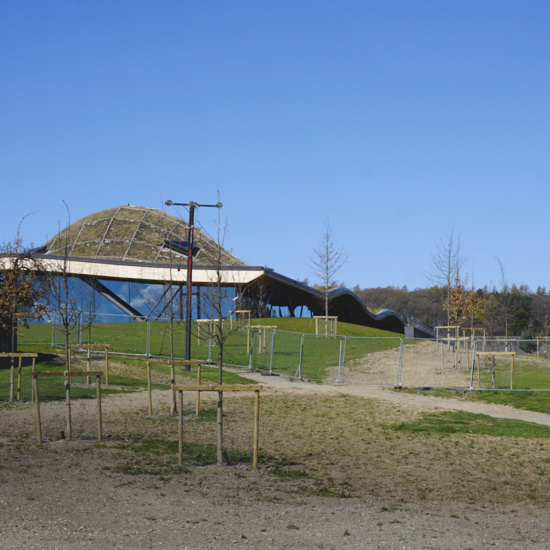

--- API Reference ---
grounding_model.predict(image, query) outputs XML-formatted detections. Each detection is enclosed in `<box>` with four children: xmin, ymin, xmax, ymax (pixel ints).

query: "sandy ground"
<box><xmin>1</xmin><ymin>355</ymin><xmax>550</xmax><ymax>549</ymax></box>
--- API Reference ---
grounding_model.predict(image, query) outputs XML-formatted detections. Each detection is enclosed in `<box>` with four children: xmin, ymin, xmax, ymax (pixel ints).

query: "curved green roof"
<box><xmin>42</xmin><ymin>205</ymin><xmax>245</xmax><ymax>267</ymax></box>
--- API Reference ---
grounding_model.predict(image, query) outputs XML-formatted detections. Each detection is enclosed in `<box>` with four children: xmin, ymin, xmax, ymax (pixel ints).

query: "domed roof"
<box><xmin>42</xmin><ymin>205</ymin><xmax>245</xmax><ymax>267</ymax></box>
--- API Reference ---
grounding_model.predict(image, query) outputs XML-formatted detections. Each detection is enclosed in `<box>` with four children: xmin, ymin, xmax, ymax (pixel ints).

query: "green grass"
<box><xmin>0</xmin><ymin>352</ymin><xmax>256</xmax><ymax>403</ymax></box>
<box><xmin>391</xmin><ymin>410</ymin><xmax>550</xmax><ymax>438</ymax></box>
<box><xmin>396</xmin><ymin>387</ymin><xmax>550</xmax><ymax>415</ymax></box>
<box><xmin>471</xmin><ymin>390</ymin><xmax>550</xmax><ymax>415</ymax></box>
<box><xmin>474</xmin><ymin>358</ymin><xmax>550</xmax><ymax>390</ymax></box>
<box><xmin>16</xmin><ymin>318</ymin><xmax>404</xmax><ymax>382</ymax></box>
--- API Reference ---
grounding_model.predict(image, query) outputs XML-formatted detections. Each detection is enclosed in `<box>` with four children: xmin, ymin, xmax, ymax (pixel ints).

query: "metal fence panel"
<box><xmin>471</xmin><ymin>339</ymin><xmax>550</xmax><ymax>390</ymax></box>
<box><xmin>340</xmin><ymin>337</ymin><xmax>402</xmax><ymax>386</ymax></box>
<box><xmin>399</xmin><ymin>339</ymin><xmax>472</xmax><ymax>389</ymax></box>
<box><xmin>299</xmin><ymin>333</ymin><xmax>343</xmax><ymax>382</ymax></box>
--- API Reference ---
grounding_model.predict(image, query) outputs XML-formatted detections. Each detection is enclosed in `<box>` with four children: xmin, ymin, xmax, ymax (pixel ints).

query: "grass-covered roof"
<box><xmin>42</xmin><ymin>205</ymin><xmax>245</xmax><ymax>267</ymax></box>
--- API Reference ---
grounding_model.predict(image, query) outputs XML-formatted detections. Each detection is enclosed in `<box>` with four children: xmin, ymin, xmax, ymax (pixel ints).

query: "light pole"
<box><xmin>165</xmin><ymin>200</ymin><xmax>223</xmax><ymax>363</ymax></box>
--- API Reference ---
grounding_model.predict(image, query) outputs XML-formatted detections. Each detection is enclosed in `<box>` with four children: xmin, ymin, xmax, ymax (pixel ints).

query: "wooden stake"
<box><xmin>147</xmin><ymin>361</ymin><xmax>152</xmax><ymax>416</ymax></box>
<box><xmin>86</xmin><ymin>346</ymin><xmax>91</xmax><ymax>385</ymax></box>
<box><xmin>178</xmin><ymin>390</ymin><xmax>184</xmax><ymax>467</ymax></box>
<box><xmin>196</xmin><ymin>364</ymin><xmax>201</xmax><ymax>417</ymax></box>
<box><xmin>105</xmin><ymin>348</ymin><xmax>109</xmax><ymax>386</ymax></box>
<box><xmin>17</xmin><ymin>355</ymin><xmax>22</xmax><ymax>401</ymax></box>
<box><xmin>31</xmin><ymin>357</ymin><xmax>36</xmax><ymax>403</ymax></box>
<box><xmin>33</xmin><ymin>375</ymin><xmax>42</xmax><ymax>444</ymax></box>
<box><xmin>65</xmin><ymin>371</ymin><xmax>72</xmax><ymax>439</ymax></box>
<box><xmin>172</xmin><ymin>384</ymin><xmax>262</xmax><ymax>469</ymax></box>
<box><xmin>96</xmin><ymin>374</ymin><xmax>103</xmax><ymax>441</ymax></box>
<box><xmin>253</xmin><ymin>389</ymin><xmax>260</xmax><ymax>469</ymax></box>
<box><xmin>9</xmin><ymin>356</ymin><xmax>14</xmax><ymax>403</ymax></box>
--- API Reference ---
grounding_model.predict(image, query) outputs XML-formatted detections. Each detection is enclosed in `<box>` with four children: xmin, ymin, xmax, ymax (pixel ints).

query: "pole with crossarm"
<box><xmin>165</xmin><ymin>200</ymin><xmax>222</xmax><ymax>364</ymax></box>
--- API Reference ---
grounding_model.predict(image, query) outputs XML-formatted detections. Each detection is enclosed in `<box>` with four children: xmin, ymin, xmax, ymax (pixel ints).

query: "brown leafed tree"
<box><xmin>0</xmin><ymin>235</ymin><xmax>46</xmax><ymax>353</ymax></box>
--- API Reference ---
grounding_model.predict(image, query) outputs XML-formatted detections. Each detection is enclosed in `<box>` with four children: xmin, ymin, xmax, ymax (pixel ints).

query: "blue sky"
<box><xmin>2</xmin><ymin>1</ymin><xmax>549</xmax><ymax>292</ymax></box>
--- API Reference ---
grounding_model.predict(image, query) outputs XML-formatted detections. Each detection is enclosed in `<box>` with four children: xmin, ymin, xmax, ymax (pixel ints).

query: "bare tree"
<box><xmin>310</xmin><ymin>221</ymin><xmax>347</xmax><ymax>335</ymax></box>
<box><xmin>200</xmin><ymin>203</ymin><xmax>243</xmax><ymax>465</ymax></box>
<box><xmin>37</xmin><ymin>203</ymin><xmax>98</xmax><ymax>437</ymax></box>
<box><xmin>495</xmin><ymin>256</ymin><xmax>513</xmax><ymax>337</ymax></box>
<box><xmin>424</xmin><ymin>226</ymin><xmax>465</xmax><ymax>326</ymax></box>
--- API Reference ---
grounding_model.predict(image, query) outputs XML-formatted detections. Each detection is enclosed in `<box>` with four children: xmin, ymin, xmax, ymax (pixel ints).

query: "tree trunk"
<box><xmin>65</xmin><ymin>326</ymin><xmax>72</xmax><ymax>438</ymax></box>
<box><xmin>216</xmin><ymin>390</ymin><xmax>224</xmax><ymax>465</ymax></box>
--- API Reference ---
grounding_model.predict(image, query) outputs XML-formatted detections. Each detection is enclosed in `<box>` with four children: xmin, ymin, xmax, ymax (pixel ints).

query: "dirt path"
<box><xmin>236</xmin><ymin>369</ymin><xmax>550</xmax><ymax>426</ymax></box>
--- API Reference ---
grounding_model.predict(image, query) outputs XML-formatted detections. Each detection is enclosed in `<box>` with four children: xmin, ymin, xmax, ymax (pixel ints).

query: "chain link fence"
<box><xmin>12</xmin><ymin>317</ymin><xmax>550</xmax><ymax>390</ymax></box>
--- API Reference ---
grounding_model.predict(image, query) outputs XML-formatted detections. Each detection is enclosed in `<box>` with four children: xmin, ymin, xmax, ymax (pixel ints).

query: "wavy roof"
<box><xmin>30</xmin><ymin>205</ymin><xmax>404</xmax><ymax>333</ymax></box>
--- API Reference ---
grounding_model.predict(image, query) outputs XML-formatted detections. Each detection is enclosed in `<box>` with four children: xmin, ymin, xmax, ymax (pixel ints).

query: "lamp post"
<box><xmin>165</xmin><ymin>200</ymin><xmax>223</xmax><ymax>363</ymax></box>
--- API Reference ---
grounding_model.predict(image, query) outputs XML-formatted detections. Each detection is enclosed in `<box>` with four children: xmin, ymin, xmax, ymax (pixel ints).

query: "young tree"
<box><xmin>0</xmin><ymin>236</ymin><xmax>46</xmax><ymax>353</ymax></box>
<box><xmin>424</xmin><ymin>226</ymin><xmax>465</xmax><ymax>326</ymax></box>
<box><xmin>37</xmin><ymin>204</ymin><xmax>98</xmax><ymax>437</ymax></box>
<box><xmin>199</xmin><ymin>201</ymin><xmax>242</xmax><ymax>465</ymax></box>
<box><xmin>0</xmin><ymin>233</ymin><xmax>46</xmax><ymax>402</ymax></box>
<box><xmin>310</xmin><ymin>221</ymin><xmax>347</xmax><ymax>335</ymax></box>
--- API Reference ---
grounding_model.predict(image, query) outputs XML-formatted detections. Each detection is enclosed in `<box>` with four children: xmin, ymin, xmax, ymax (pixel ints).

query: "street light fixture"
<box><xmin>165</xmin><ymin>200</ymin><xmax>223</xmax><ymax>363</ymax></box>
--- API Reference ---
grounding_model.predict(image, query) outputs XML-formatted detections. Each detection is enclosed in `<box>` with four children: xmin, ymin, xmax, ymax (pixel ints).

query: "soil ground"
<box><xmin>1</xmin><ymin>354</ymin><xmax>549</xmax><ymax>549</ymax></box>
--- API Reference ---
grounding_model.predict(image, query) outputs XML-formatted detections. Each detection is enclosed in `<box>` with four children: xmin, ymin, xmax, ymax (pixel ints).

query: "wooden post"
<box><xmin>510</xmin><ymin>355</ymin><xmax>514</xmax><ymax>390</ymax></box>
<box><xmin>178</xmin><ymin>390</ymin><xmax>184</xmax><ymax>467</ymax></box>
<box><xmin>476</xmin><ymin>352</ymin><xmax>516</xmax><ymax>389</ymax></box>
<box><xmin>105</xmin><ymin>347</ymin><xmax>109</xmax><ymax>386</ymax></box>
<box><xmin>147</xmin><ymin>359</ymin><xmax>204</xmax><ymax>416</ymax></box>
<box><xmin>86</xmin><ymin>346</ymin><xmax>91</xmax><ymax>385</ymax></box>
<box><xmin>170</xmin><ymin>361</ymin><xmax>176</xmax><ymax>416</ymax></box>
<box><xmin>173</xmin><ymin>384</ymin><xmax>262</xmax><ymax>469</ymax></box>
<box><xmin>253</xmin><ymin>389</ymin><xmax>260</xmax><ymax>470</ymax></box>
<box><xmin>196</xmin><ymin>364</ymin><xmax>201</xmax><ymax>417</ymax></box>
<box><xmin>17</xmin><ymin>355</ymin><xmax>22</xmax><ymax>401</ymax></box>
<box><xmin>65</xmin><ymin>370</ymin><xmax>72</xmax><ymax>439</ymax></box>
<box><xmin>9</xmin><ymin>356</ymin><xmax>14</xmax><ymax>403</ymax></box>
<box><xmin>147</xmin><ymin>361</ymin><xmax>152</xmax><ymax>416</ymax></box>
<box><xmin>31</xmin><ymin>370</ymin><xmax>103</xmax><ymax>442</ymax></box>
<box><xmin>33</xmin><ymin>375</ymin><xmax>42</xmax><ymax>444</ymax></box>
<box><xmin>0</xmin><ymin>353</ymin><xmax>38</xmax><ymax>403</ymax></box>
<box><xmin>96</xmin><ymin>374</ymin><xmax>103</xmax><ymax>441</ymax></box>
<box><xmin>31</xmin><ymin>356</ymin><xmax>36</xmax><ymax>403</ymax></box>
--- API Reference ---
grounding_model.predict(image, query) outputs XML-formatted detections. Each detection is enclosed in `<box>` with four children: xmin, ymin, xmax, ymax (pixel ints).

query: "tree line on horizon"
<box><xmin>354</xmin><ymin>283</ymin><xmax>550</xmax><ymax>338</ymax></box>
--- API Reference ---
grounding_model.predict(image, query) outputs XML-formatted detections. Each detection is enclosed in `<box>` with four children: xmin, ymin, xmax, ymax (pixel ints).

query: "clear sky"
<box><xmin>2</xmin><ymin>1</ymin><xmax>549</xmax><ymax>292</ymax></box>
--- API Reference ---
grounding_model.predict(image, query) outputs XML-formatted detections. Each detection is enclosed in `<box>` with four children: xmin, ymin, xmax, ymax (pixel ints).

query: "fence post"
<box><xmin>469</xmin><ymin>341</ymin><xmax>477</xmax><ymax>390</ymax></box>
<box><xmin>298</xmin><ymin>334</ymin><xmax>304</xmax><ymax>379</ymax></box>
<box><xmin>248</xmin><ymin>329</ymin><xmax>255</xmax><ymax>369</ymax></box>
<box><xmin>337</xmin><ymin>338</ymin><xmax>344</xmax><ymax>384</ymax></box>
<box><xmin>395</xmin><ymin>338</ymin><xmax>404</xmax><ymax>387</ymax></box>
<box><xmin>269</xmin><ymin>329</ymin><xmax>276</xmax><ymax>374</ymax></box>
